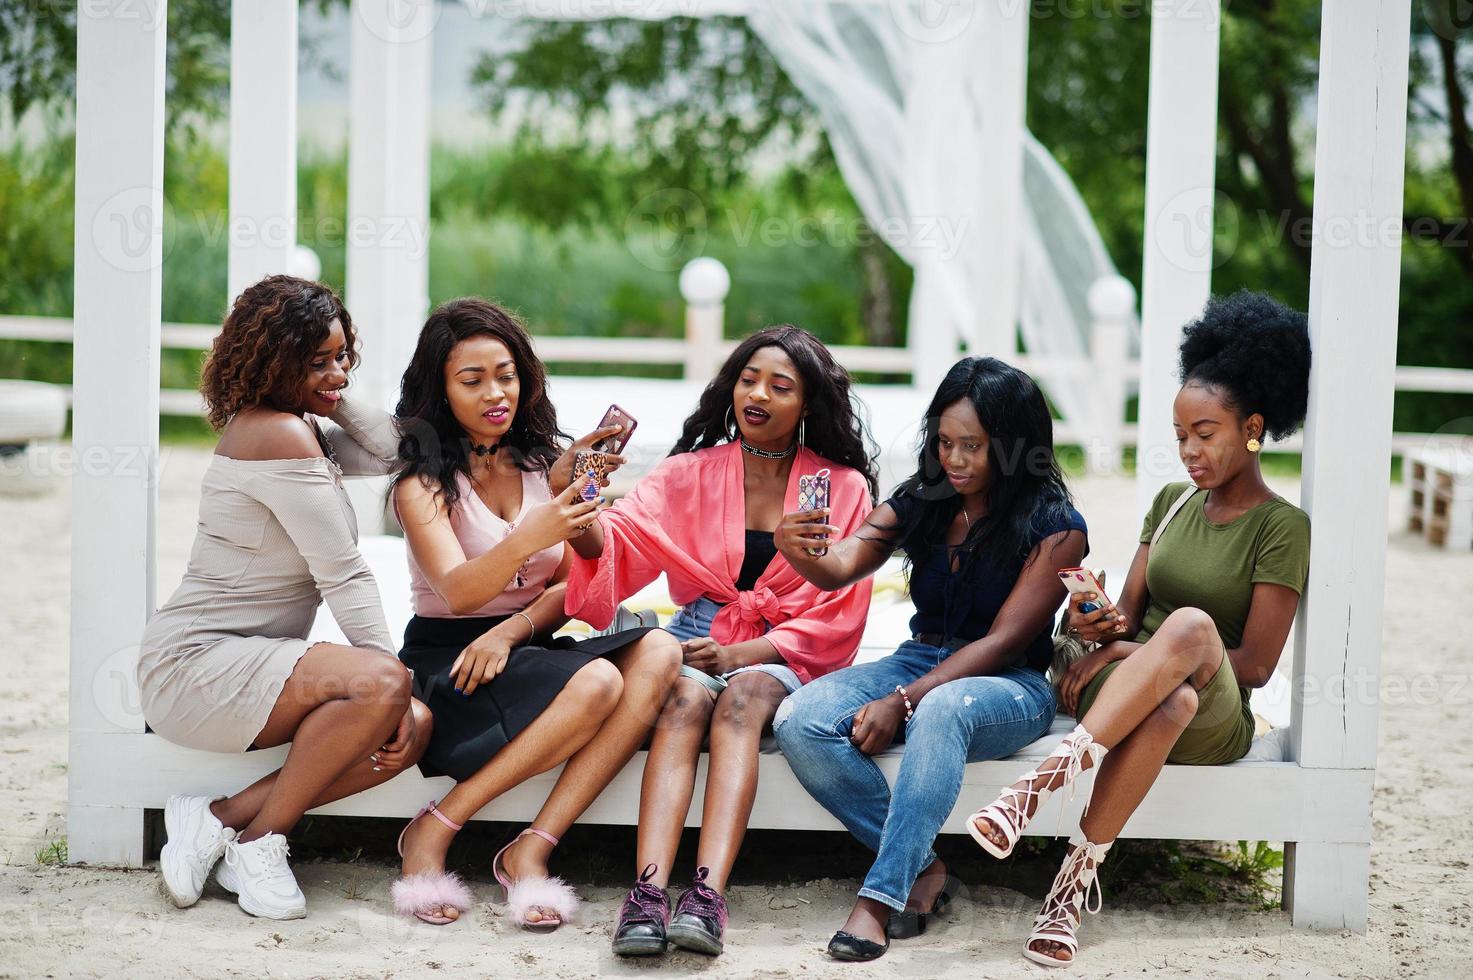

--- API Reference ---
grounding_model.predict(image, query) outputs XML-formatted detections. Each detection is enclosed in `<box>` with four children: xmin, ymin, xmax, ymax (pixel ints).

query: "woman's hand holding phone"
<box><xmin>512</xmin><ymin>479</ymin><xmax>602</xmax><ymax>553</ymax></box>
<box><xmin>549</xmin><ymin>425</ymin><xmax>627</xmax><ymax>494</ymax></box>
<box><xmin>1063</xmin><ymin>590</ymin><xmax>1130</xmax><ymax>645</ymax></box>
<box><xmin>775</xmin><ymin>507</ymin><xmax>839</xmax><ymax>565</ymax></box>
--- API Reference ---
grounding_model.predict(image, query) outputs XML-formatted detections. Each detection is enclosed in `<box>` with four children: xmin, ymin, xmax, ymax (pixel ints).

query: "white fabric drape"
<box><xmin>749</xmin><ymin>2</ymin><xmax>1137</xmax><ymax>446</ymax></box>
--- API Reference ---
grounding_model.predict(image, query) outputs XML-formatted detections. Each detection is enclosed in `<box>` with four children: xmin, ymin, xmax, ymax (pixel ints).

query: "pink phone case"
<box><xmin>1057</xmin><ymin>567</ymin><xmax>1109</xmax><ymax>604</ymax></box>
<box><xmin>596</xmin><ymin>404</ymin><xmax>638</xmax><ymax>455</ymax></box>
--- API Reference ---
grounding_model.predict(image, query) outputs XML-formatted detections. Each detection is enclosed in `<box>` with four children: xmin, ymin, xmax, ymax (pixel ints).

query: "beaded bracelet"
<box><xmin>893</xmin><ymin>684</ymin><xmax>914</xmax><ymax>721</ymax></box>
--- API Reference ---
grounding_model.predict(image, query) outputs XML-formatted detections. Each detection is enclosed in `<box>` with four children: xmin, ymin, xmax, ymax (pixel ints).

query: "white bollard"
<box><xmin>680</xmin><ymin>257</ymin><xmax>730</xmax><ymax>381</ymax></box>
<box><xmin>1087</xmin><ymin>275</ymin><xmax>1136</xmax><ymax>475</ymax></box>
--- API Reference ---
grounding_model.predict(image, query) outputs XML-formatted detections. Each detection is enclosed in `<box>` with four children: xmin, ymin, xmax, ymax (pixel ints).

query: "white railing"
<box><xmin>2</xmin><ymin>262</ymin><xmax>1469</xmax><ymax>459</ymax></box>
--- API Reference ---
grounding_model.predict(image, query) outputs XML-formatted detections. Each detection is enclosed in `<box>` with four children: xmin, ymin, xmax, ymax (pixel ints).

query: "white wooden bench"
<box><xmin>72</xmin><ymin>539</ymin><xmax>1370</xmax><ymax>934</ymax></box>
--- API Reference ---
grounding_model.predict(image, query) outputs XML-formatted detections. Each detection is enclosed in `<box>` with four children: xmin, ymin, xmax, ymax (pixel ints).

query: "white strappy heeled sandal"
<box><xmin>1023</xmin><ymin>834</ymin><xmax>1113</xmax><ymax>967</ymax></box>
<box><xmin>966</xmin><ymin>723</ymin><xmax>1108</xmax><ymax>858</ymax></box>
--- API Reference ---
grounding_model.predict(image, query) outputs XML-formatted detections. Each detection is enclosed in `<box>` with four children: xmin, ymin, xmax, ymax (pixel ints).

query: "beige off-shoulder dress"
<box><xmin>138</xmin><ymin>397</ymin><xmax>400</xmax><ymax>752</ymax></box>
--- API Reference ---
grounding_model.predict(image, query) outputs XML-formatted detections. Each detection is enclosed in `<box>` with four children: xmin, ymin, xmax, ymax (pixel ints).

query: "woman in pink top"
<box><xmin>388</xmin><ymin>299</ymin><xmax>680</xmax><ymax>929</ymax></box>
<box><xmin>563</xmin><ymin>325</ymin><xmax>879</xmax><ymax>957</ymax></box>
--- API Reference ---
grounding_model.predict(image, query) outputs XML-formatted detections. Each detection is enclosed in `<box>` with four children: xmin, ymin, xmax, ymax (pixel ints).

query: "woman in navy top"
<box><xmin>774</xmin><ymin>356</ymin><xmax>1087</xmax><ymax>961</ymax></box>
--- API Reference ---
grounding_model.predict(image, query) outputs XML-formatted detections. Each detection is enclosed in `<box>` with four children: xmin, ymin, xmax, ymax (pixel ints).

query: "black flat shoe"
<box><xmin>828</xmin><ymin>929</ymin><xmax>890</xmax><ymax>961</ymax></box>
<box><xmin>886</xmin><ymin>889</ymin><xmax>953</xmax><ymax>939</ymax></box>
<box><xmin>611</xmin><ymin>865</ymin><xmax>671</xmax><ymax>957</ymax></box>
<box><xmin>666</xmin><ymin>867</ymin><xmax>727</xmax><ymax>956</ymax></box>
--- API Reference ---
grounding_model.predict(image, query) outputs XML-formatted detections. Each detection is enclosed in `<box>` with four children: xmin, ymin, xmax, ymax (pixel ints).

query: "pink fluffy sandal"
<box><xmin>493</xmin><ymin>828</ymin><xmax>578</xmax><ymax>930</ymax></box>
<box><xmin>391</xmin><ymin>801</ymin><xmax>474</xmax><ymax>925</ymax></box>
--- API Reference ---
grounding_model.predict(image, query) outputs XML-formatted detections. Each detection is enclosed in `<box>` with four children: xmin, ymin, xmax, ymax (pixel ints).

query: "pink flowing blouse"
<box><xmin>564</xmin><ymin>441</ymin><xmax>874</xmax><ymax>683</ymax></box>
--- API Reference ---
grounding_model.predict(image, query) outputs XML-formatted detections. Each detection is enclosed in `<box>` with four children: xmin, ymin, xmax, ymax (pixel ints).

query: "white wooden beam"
<box><xmin>69</xmin><ymin>0</ymin><xmax>168</xmax><ymax>867</ymax></box>
<box><xmin>1134</xmin><ymin>0</ymin><xmax>1221</xmax><ymax>515</ymax></box>
<box><xmin>227</xmin><ymin>0</ymin><xmax>299</xmax><ymax>306</ymax></box>
<box><xmin>1286</xmin><ymin>0</ymin><xmax>1412</xmax><ymax>934</ymax></box>
<box><xmin>345</xmin><ymin>0</ymin><xmax>434</xmax><ymax>530</ymax></box>
<box><xmin>972</xmin><ymin>1</ymin><xmax>1029</xmax><ymax>358</ymax></box>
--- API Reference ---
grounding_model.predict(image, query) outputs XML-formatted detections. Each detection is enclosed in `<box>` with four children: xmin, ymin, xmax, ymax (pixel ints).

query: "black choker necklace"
<box><xmin>470</xmin><ymin>441</ymin><xmax>499</xmax><ymax>457</ymax></box>
<box><xmin>741</xmin><ymin>439</ymin><xmax>795</xmax><ymax>460</ymax></box>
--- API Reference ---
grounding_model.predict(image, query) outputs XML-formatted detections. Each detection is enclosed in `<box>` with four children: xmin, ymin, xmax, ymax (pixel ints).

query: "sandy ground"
<box><xmin>1</xmin><ymin>445</ymin><xmax>1470</xmax><ymax>978</ymax></box>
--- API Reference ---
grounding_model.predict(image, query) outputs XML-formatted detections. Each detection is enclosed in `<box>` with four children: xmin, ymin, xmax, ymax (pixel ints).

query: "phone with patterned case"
<box><xmin>796</xmin><ymin>468</ymin><xmax>832</xmax><ymax>557</ymax></box>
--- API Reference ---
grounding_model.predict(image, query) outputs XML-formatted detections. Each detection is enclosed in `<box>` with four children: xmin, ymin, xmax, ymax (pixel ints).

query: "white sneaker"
<box><xmin>216</xmin><ymin>833</ymin><xmax>308</xmax><ymax>920</ymax></box>
<box><xmin>160</xmin><ymin>795</ymin><xmax>235</xmax><ymax>908</ymax></box>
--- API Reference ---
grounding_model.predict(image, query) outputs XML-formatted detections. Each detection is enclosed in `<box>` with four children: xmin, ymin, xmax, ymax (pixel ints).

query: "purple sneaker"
<box><xmin>612</xmin><ymin>864</ymin><xmax>670</xmax><ymax>957</ymax></box>
<box><xmin>666</xmin><ymin>867</ymin><xmax>727</xmax><ymax>956</ymax></box>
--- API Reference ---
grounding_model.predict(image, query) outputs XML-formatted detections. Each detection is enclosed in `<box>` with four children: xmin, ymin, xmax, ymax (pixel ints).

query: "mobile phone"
<box><xmin>1057</xmin><ymin>567</ymin><xmax>1110</xmax><ymax>613</ymax></box>
<box><xmin>595</xmin><ymin>404</ymin><xmax>638</xmax><ymax>455</ymax></box>
<box><xmin>571</xmin><ymin>450</ymin><xmax>606</xmax><ymax>502</ymax></box>
<box><xmin>797</xmin><ymin>468</ymin><xmax>832</xmax><ymax>557</ymax></box>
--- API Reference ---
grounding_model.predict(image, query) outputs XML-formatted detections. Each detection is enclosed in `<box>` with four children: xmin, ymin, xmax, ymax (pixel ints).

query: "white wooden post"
<box><xmin>972</xmin><ymin>1</ymin><xmax>1029</xmax><ymax>358</ymax></box>
<box><xmin>68</xmin><ymin>0</ymin><xmax>168</xmax><ymax>866</ymax></box>
<box><xmin>227</xmin><ymin>0</ymin><xmax>298</xmax><ymax>307</ymax></box>
<box><xmin>345</xmin><ymin>0</ymin><xmax>434</xmax><ymax>532</ymax></box>
<box><xmin>679</xmin><ymin>257</ymin><xmax>730</xmax><ymax>380</ymax></box>
<box><xmin>1134</xmin><ymin>0</ymin><xmax>1221</xmax><ymax>514</ymax></box>
<box><xmin>1284</xmin><ymin>0</ymin><xmax>1411</xmax><ymax>933</ymax></box>
<box><xmin>1087</xmin><ymin>275</ymin><xmax>1136</xmax><ymax>475</ymax></box>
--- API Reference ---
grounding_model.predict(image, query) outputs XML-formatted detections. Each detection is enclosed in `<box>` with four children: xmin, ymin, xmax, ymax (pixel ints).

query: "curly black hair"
<box><xmin>671</xmin><ymin>324</ymin><xmax>880</xmax><ymax>502</ymax></box>
<box><xmin>392</xmin><ymin>299</ymin><xmax>568</xmax><ymax>513</ymax></box>
<box><xmin>200</xmin><ymin>275</ymin><xmax>358</xmax><ymax>430</ymax></box>
<box><xmin>1178</xmin><ymin>290</ymin><xmax>1312</xmax><ymax>440</ymax></box>
<box><xmin>877</xmin><ymin>356</ymin><xmax>1077</xmax><ymax>578</ymax></box>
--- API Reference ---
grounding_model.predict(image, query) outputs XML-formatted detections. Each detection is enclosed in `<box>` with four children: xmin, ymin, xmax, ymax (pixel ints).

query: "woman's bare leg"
<box><xmin>211</xmin><ymin>644</ymin><xmax>411</xmax><ymax>843</ymax></box>
<box><xmin>1027</xmin><ymin>684</ymin><xmax>1197</xmax><ymax>963</ymax></box>
<box><xmin>695</xmin><ymin>672</ymin><xmax>787</xmax><ymax>893</ymax></box>
<box><xmin>395</xmin><ymin>658</ymin><xmax>624</xmax><ymax>921</ymax></box>
<box><xmin>635</xmin><ymin>675</ymin><xmax>716</xmax><ymax>888</ymax></box>
<box><xmin>501</xmin><ymin>633</ymin><xmax>681</xmax><ymax>882</ymax></box>
<box><xmin>974</xmin><ymin>608</ymin><xmax>1222</xmax><ymax>851</ymax></box>
<box><xmin>211</xmin><ymin>698</ymin><xmax>434</xmax><ymax>831</ymax></box>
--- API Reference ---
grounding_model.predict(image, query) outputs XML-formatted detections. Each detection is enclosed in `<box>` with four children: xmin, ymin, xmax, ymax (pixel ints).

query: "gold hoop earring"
<box><xmin>1246</xmin><ymin>438</ymin><xmax>1262</xmax><ymax>453</ymax></box>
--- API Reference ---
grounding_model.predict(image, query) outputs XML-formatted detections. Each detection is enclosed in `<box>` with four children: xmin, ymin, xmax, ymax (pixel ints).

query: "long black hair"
<box><xmin>392</xmin><ymin>298</ymin><xmax>568</xmax><ymax>512</ymax></box>
<box><xmin>884</xmin><ymin>356</ymin><xmax>1075</xmax><ymax>576</ymax></box>
<box><xmin>671</xmin><ymin>324</ymin><xmax>880</xmax><ymax>501</ymax></box>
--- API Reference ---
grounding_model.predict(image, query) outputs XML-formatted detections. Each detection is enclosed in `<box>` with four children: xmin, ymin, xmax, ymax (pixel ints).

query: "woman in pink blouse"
<box><xmin>563</xmin><ymin>325</ymin><xmax>879</xmax><ymax>958</ymax></box>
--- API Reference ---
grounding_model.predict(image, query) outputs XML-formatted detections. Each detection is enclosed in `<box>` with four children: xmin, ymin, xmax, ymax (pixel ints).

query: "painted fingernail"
<box><xmin>453</xmin><ymin>687</ymin><xmax>462</xmax><ymax>694</ymax></box>
<box><xmin>372</xmin><ymin>766</ymin><xmax>383</xmax><ymax>772</ymax></box>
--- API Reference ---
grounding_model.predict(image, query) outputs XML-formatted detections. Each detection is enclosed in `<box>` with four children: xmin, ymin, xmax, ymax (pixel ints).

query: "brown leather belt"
<box><xmin>912</xmin><ymin>632</ymin><xmax>959</xmax><ymax>648</ymax></box>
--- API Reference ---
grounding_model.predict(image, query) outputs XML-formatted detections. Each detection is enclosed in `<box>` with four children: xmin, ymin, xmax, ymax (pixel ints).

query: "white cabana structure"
<box><xmin>69</xmin><ymin>0</ymin><xmax>1409</xmax><ymax>934</ymax></box>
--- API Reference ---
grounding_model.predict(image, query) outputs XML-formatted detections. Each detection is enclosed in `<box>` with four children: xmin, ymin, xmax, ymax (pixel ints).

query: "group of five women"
<box><xmin>139</xmin><ymin>275</ymin><xmax>1312</xmax><ymax>966</ymax></box>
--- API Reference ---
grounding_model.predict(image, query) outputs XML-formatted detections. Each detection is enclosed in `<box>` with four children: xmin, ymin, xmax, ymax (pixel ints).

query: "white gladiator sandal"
<box><xmin>1023</xmin><ymin>834</ymin><xmax>1113</xmax><ymax>968</ymax></box>
<box><xmin>966</xmin><ymin>723</ymin><xmax>1108</xmax><ymax>858</ymax></box>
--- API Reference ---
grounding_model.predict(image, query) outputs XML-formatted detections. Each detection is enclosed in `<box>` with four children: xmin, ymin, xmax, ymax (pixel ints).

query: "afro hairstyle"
<box><xmin>1178</xmin><ymin>290</ymin><xmax>1312</xmax><ymax>441</ymax></box>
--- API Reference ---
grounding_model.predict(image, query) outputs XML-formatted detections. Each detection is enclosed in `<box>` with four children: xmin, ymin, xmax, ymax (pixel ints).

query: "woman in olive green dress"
<box><xmin>965</xmin><ymin>291</ymin><xmax>1313</xmax><ymax>968</ymax></box>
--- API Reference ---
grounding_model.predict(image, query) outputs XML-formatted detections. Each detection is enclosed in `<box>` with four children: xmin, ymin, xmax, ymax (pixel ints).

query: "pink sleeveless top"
<box><xmin>404</xmin><ymin>468</ymin><xmax>564</xmax><ymax>618</ymax></box>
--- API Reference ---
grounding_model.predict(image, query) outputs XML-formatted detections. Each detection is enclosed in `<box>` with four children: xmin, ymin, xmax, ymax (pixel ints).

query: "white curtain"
<box><xmin>748</xmin><ymin>2</ymin><xmax>1137</xmax><ymax>447</ymax></box>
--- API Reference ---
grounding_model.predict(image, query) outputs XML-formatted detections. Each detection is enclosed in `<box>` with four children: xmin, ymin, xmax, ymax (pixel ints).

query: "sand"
<box><xmin>0</xmin><ymin>445</ymin><xmax>1469</xmax><ymax>978</ymax></box>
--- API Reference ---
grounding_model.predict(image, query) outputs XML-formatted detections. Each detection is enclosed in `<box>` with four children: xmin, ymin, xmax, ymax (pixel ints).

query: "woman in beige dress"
<box><xmin>138</xmin><ymin>275</ymin><xmax>431</xmax><ymax>920</ymax></box>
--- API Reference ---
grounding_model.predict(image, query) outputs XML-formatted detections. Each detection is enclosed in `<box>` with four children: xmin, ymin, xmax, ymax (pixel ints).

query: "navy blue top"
<box><xmin>887</xmin><ymin>492</ymin><xmax>1088</xmax><ymax>672</ymax></box>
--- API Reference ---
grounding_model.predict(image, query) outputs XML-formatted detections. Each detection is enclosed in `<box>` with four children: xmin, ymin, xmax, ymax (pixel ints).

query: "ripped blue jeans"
<box><xmin>774</xmin><ymin>639</ymin><xmax>1055</xmax><ymax>912</ymax></box>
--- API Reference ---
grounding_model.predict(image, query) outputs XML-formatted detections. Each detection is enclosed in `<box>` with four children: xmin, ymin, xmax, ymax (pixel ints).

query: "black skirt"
<box><xmin>399</xmin><ymin>614</ymin><xmax>654</xmax><ymax>781</ymax></box>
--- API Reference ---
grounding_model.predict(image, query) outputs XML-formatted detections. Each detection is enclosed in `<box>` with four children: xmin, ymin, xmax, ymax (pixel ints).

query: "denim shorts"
<box><xmin>665</xmin><ymin>596</ymin><xmax>803</xmax><ymax>695</ymax></box>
